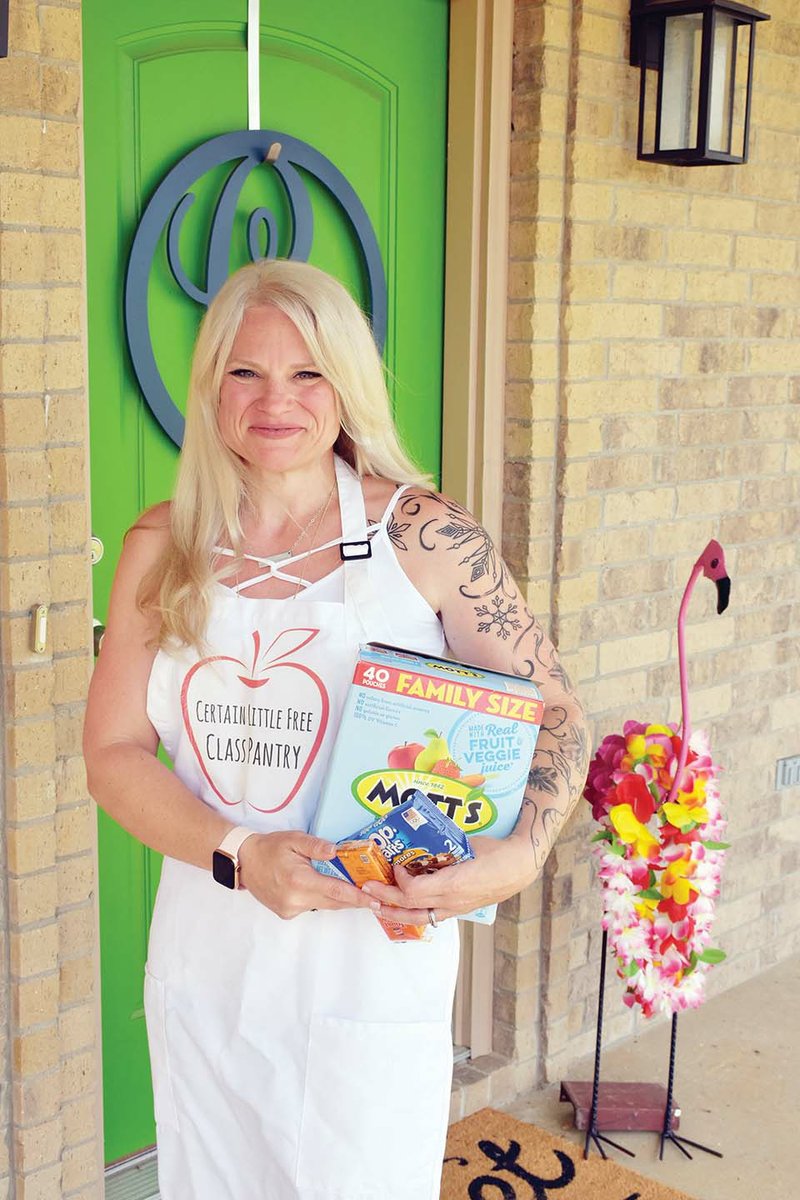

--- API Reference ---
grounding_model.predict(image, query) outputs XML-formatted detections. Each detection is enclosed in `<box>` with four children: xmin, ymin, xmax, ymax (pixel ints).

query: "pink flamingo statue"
<box><xmin>664</xmin><ymin>539</ymin><xmax>730</xmax><ymax>810</ymax></box>
<box><xmin>574</xmin><ymin>540</ymin><xmax>732</xmax><ymax>1163</ymax></box>
<box><xmin>659</xmin><ymin>539</ymin><xmax>730</xmax><ymax>1162</ymax></box>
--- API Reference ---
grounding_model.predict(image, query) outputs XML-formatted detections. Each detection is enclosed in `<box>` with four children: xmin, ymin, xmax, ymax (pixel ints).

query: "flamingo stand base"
<box><xmin>564</xmin><ymin>929</ymin><xmax>723</xmax><ymax>1167</ymax></box>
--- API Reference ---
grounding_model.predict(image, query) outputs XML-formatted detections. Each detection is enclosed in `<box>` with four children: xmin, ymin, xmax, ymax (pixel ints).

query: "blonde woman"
<box><xmin>84</xmin><ymin>259</ymin><xmax>589</xmax><ymax>1200</ymax></box>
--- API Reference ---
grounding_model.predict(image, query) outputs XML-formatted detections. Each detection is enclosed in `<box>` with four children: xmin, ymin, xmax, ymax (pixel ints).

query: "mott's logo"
<box><xmin>355</xmin><ymin>664</ymin><xmax>543</xmax><ymax>725</ymax></box>
<box><xmin>352</xmin><ymin>769</ymin><xmax>498</xmax><ymax>833</ymax></box>
<box><xmin>423</xmin><ymin>661</ymin><xmax>481</xmax><ymax>679</ymax></box>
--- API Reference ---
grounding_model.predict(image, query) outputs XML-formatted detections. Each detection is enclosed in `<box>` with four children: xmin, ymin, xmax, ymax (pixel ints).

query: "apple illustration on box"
<box><xmin>386</xmin><ymin>742</ymin><xmax>425</xmax><ymax>770</ymax></box>
<box><xmin>180</xmin><ymin>628</ymin><xmax>329</xmax><ymax>813</ymax></box>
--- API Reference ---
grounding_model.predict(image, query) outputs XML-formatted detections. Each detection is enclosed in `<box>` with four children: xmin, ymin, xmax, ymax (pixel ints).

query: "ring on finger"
<box><xmin>427</xmin><ymin>908</ymin><xmax>438</xmax><ymax>928</ymax></box>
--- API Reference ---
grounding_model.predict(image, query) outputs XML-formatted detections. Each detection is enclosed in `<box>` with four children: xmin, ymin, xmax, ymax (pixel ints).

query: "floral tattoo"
<box><xmin>392</xmin><ymin>490</ymin><xmax>590</xmax><ymax>870</ymax></box>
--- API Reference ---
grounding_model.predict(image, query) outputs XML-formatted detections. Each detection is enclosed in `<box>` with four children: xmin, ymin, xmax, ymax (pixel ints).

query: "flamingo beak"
<box><xmin>715</xmin><ymin>575</ymin><xmax>731</xmax><ymax>615</ymax></box>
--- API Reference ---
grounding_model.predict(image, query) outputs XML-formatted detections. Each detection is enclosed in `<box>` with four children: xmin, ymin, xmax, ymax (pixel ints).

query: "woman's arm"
<box><xmin>83</xmin><ymin>513</ymin><xmax>375</xmax><ymax>919</ymax></box>
<box><xmin>360</xmin><ymin>490</ymin><xmax>590</xmax><ymax>921</ymax></box>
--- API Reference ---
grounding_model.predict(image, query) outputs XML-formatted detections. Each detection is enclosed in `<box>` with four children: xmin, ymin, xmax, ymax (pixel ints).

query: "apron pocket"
<box><xmin>296</xmin><ymin>1014</ymin><xmax>452</xmax><ymax>1199</ymax></box>
<box><xmin>143</xmin><ymin>968</ymin><xmax>180</xmax><ymax>1133</ymax></box>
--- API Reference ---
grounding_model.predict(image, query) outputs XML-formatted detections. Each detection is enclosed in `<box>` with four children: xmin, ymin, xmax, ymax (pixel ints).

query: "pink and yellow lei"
<box><xmin>584</xmin><ymin>721</ymin><xmax>728</xmax><ymax>1018</ymax></box>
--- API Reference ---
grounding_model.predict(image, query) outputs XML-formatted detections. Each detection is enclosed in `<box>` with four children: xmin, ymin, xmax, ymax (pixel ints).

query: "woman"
<box><xmin>84</xmin><ymin>259</ymin><xmax>589</xmax><ymax>1200</ymax></box>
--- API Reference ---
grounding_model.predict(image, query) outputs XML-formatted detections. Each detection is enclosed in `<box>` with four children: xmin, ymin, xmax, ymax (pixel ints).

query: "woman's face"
<box><xmin>218</xmin><ymin>305</ymin><xmax>339</xmax><ymax>475</ymax></box>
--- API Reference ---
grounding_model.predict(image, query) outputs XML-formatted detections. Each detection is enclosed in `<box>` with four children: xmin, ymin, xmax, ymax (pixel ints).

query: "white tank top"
<box><xmin>146</xmin><ymin>456</ymin><xmax>445</xmax><ymax>834</ymax></box>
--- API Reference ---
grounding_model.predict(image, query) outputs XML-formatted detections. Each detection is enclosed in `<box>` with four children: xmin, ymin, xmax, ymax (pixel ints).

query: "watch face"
<box><xmin>212</xmin><ymin>850</ymin><xmax>237</xmax><ymax>889</ymax></box>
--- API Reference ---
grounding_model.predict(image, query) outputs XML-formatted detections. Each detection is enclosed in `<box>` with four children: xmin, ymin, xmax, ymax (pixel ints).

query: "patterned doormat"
<box><xmin>443</xmin><ymin>1109</ymin><xmax>697</xmax><ymax>1200</ymax></box>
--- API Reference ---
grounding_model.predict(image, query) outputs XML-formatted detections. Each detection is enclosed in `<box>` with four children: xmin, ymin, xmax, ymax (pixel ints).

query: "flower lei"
<box><xmin>584</xmin><ymin>721</ymin><xmax>728</xmax><ymax>1018</ymax></box>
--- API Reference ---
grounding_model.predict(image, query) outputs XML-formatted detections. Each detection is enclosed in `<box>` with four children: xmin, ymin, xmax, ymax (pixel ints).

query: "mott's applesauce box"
<box><xmin>315</xmin><ymin>792</ymin><xmax>475</xmax><ymax>941</ymax></box>
<box><xmin>312</xmin><ymin>644</ymin><xmax>544</xmax><ymax>922</ymax></box>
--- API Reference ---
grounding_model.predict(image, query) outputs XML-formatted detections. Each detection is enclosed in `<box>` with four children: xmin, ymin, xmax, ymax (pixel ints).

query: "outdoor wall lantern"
<box><xmin>630</xmin><ymin>1</ymin><xmax>770</xmax><ymax>165</ymax></box>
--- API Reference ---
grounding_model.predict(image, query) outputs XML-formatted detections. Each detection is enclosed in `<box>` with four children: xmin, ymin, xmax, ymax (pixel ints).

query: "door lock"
<box><xmin>93</xmin><ymin>619</ymin><xmax>106</xmax><ymax>657</ymax></box>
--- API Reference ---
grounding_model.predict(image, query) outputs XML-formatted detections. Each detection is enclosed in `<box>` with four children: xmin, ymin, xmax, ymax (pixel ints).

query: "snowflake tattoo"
<box><xmin>475</xmin><ymin>596</ymin><xmax>523</xmax><ymax>640</ymax></box>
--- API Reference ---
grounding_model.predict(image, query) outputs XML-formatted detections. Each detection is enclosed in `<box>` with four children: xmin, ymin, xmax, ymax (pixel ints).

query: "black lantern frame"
<box><xmin>630</xmin><ymin>0</ymin><xmax>770</xmax><ymax>165</ymax></box>
<box><xmin>1</xmin><ymin>0</ymin><xmax>9</xmax><ymax>59</ymax></box>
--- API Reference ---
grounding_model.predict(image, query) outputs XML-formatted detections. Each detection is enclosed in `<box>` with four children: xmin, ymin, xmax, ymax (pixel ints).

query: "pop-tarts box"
<box><xmin>311</xmin><ymin>643</ymin><xmax>544</xmax><ymax>922</ymax></box>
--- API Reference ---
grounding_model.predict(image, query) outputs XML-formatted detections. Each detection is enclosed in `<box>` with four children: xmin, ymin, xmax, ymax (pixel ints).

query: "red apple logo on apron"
<box><xmin>180</xmin><ymin>629</ymin><xmax>330</xmax><ymax>813</ymax></box>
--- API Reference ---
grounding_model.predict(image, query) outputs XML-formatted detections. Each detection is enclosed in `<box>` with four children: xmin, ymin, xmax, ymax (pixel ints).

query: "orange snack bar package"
<box><xmin>335</xmin><ymin>839</ymin><xmax>425</xmax><ymax>941</ymax></box>
<box><xmin>334</xmin><ymin>839</ymin><xmax>423</xmax><ymax>941</ymax></box>
<box><xmin>334</xmin><ymin>840</ymin><xmax>394</xmax><ymax>888</ymax></box>
<box><xmin>318</xmin><ymin>792</ymin><xmax>475</xmax><ymax>941</ymax></box>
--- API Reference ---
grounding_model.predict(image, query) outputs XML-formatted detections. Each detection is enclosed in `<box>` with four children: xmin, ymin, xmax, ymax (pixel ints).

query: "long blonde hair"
<box><xmin>139</xmin><ymin>259</ymin><xmax>429</xmax><ymax>649</ymax></box>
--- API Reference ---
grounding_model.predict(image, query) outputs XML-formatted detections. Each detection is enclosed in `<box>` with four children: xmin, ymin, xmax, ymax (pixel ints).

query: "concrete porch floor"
<box><xmin>503</xmin><ymin>953</ymin><xmax>799</xmax><ymax>1200</ymax></box>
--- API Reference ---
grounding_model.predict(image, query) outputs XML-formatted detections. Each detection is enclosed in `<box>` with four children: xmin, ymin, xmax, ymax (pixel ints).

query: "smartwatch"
<box><xmin>212</xmin><ymin>826</ymin><xmax>257</xmax><ymax>890</ymax></box>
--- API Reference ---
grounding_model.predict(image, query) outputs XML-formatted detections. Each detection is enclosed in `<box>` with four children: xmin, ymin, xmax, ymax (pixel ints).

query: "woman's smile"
<box><xmin>248</xmin><ymin>423</ymin><xmax>306</xmax><ymax>438</ymax></box>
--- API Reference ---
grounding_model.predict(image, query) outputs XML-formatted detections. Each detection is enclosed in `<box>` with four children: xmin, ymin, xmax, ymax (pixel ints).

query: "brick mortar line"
<box><xmin>0</xmin><ymin>280</ymin><xmax>83</xmax><ymax>289</ymax></box>
<box><xmin>2</xmin><ymin>548</ymin><xmax>89</xmax><ymax>564</ymax></box>
<box><xmin>1</xmin><ymin>334</ymin><xmax>84</xmax><ymax>343</ymax></box>
<box><xmin>0</xmin><ymin>108</ymin><xmax>81</xmax><ymax>124</ymax></box>
<box><xmin>8</xmin><ymin>649</ymin><xmax>88</xmax><ymax>666</ymax></box>
<box><xmin>7</xmin><ymin>751</ymin><xmax>87</xmax><ymax>773</ymax></box>
<box><xmin>0</xmin><ymin>227</ymin><xmax>82</xmax><ymax>236</ymax></box>
<box><xmin>12</xmin><ymin>925</ymin><xmax>96</xmax><ymax>963</ymax></box>
<box><xmin>0</xmin><ymin>171</ymin><xmax>81</xmax><ymax>183</ymax></box>
<box><xmin>1</xmin><ymin>596</ymin><xmax>89</xmax><ymax>611</ymax></box>
<box><xmin>0</xmin><ymin>49</ymin><xmax>81</xmax><ymax>64</ymax></box>
<box><xmin>2</xmin><ymin>441</ymin><xmax>87</xmax><ymax>451</ymax></box>
<box><xmin>11</xmin><ymin>1014</ymin><xmax>94</xmax><ymax>1045</ymax></box>
<box><xmin>6</xmin><ymin>816</ymin><xmax>92</xmax><ymax>840</ymax></box>
<box><xmin>8</xmin><ymin>698</ymin><xmax>89</xmax><ymax>716</ymax></box>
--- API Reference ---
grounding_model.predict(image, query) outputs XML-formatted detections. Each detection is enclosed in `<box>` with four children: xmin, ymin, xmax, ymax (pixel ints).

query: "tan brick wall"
<box><xmin>503</xmin><ymin>0</ymin><xmax>800</xmax><ymax>1091</ymax></box>
<box><xmin>0</xmin><ymin>2</ymin><xmax>103</xmax><ymax>1196</ymax></box>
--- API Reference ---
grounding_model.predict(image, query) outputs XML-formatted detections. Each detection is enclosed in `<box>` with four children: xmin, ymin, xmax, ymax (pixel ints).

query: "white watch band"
<box><xmin>216</xmin><ymin>825</ymin><xmax>257</xmax><ymax>860</ymax></box>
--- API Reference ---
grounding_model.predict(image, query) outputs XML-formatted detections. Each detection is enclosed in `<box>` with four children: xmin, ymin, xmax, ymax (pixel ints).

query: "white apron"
<box><xmin>144</xmin><ymin>458</ymin><xmax>460</xmax><ymax>1200</ymax></box>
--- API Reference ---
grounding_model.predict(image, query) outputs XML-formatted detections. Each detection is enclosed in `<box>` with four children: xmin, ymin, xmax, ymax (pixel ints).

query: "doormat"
<box><xmin>442</xmin><ymin>1108</ymin><xmax>698</xmax><ymax>1200</ymax></box>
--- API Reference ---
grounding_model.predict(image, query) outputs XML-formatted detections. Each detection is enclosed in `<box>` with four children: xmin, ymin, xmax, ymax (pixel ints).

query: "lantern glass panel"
<box><xmin>709</xmin><ymin>14</ymin><xmax>736</xmax><ymax>152</ymax></box>
<box><xmin>731</xmin><ymin>20</ymin><xmax>752</xmax><ymax>158</ymax></box>
<box><xmin>640</xmin><ymin>51</ymin><xmax>659</xmax><ymax>156</ymax></box>
<box><xmin>660</xmin><ymin>14</ymin><xmax>703</xmax><ymax>151</ymax></box>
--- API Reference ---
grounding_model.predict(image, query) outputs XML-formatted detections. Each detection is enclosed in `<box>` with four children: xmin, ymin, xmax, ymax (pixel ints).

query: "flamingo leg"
<box><xmin>583</xmin><ymin>930</ymin><xmax>636</xmax><ymax>1161</ymax></box>
<box><xmin>659</xmin><ymin>1013</ymin><xmax>724</xmax><ymax>1161</ymax></box>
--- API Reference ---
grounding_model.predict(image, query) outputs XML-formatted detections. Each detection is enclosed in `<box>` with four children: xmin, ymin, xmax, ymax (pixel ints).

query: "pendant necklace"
<box><xmin>258</xmin><ymin>480</ymin><xmax>336</xmax><ymax>565</ymax></box>
<box><xmin>291</xmin><ymin>482</ymin><xmax>338</xmax><ymax>598</ymax></box>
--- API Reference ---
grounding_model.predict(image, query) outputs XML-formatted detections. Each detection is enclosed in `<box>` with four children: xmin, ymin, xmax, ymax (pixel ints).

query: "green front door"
<box><xmin>82</xmin><ymin>0</ymin><xmax>449</xmax><ymax>1166</ymax></box>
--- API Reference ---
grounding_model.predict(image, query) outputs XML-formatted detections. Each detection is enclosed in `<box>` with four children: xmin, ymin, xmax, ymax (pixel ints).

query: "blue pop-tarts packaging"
<box><xmin>316</xmin><ymin>791</ymin><xmax>474</xmax><ymax>884</ymax></box>
<box><xmin>311</xmin><ymin>643</ymin><xmax>544</xmax><ymax>923</ymax></box>
<box><xmin>314</xmin><ymin>792</ymin><xmax>474</xmax><ymax>940</ymax></box>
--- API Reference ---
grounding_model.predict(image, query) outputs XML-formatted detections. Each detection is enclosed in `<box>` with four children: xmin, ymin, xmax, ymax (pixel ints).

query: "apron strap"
<box><xmin>336</xmin><ymin>456</ymin><xmax>392</xmax><ymax>642</ymax></box>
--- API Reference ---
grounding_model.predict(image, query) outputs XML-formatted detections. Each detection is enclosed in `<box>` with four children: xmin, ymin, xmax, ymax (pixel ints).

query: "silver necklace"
<box><xmin>290</xmin><ymin>482</ymin><xmax>337</xmax><ymax>598</ymax></box>
<box><xmin>260</xmin><ymin>481</ymin><xmax>336</xmax><ymax>564</ymax></box>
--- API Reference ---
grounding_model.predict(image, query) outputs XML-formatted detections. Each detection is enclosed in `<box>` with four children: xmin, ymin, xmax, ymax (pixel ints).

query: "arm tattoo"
<box><xmin>475</xmin><ymin>596</ymin><xmax>523</xmax><ymax>639</ymax></box>
<box><xmin>385</xmin><ymin>512</ymin><xmax>410</xmax><ymax>552</ymax></box>
<box><xmin>396</xmin><ymin>491</ymin><xmax>591</xmax><ymax>868</ymax></box>
<box><xmin>399</xmin><ymin>492</ymin><xmax>514</xmax><ymax>600</ymax></box>
<box><xmin>516</xmin><ymin>718</ymin><xmax>591</xmax><ymax>869</ymax></box>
